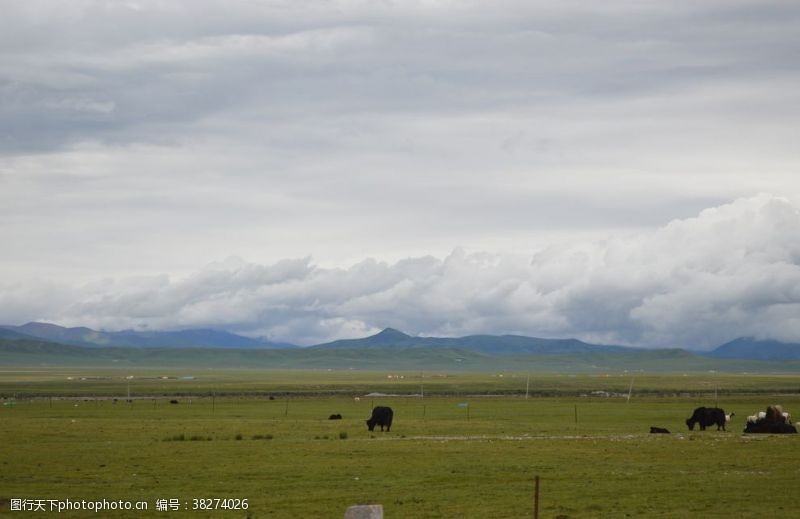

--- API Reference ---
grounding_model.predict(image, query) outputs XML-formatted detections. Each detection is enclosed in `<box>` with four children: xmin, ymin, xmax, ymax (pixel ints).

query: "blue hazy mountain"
<box><xmin>4</xmin><ymin>325</ymin><xmax>800</xmax><ymax>371</ymax></box>
<box><xmin>311</xmin><ymin>327</ymin><xmax>634</xmax><ymax>354</ymax></box>
<box><xmin>707</xmin><ymin>337</ymin><xmax>800</xmax><ymax>361</ymax></box>
<box><xmin>7</xmin><ymin>323</ymin><xmax>800</xmax><ymax>363</ymax></box>
<box><xmin>0</xmin><ymin>322</ymin><xmax>295</xmax><ymax>349</ymax></box>
<box><xmin>0</xmin><ymin>327</ymin><xmax>41</xmax><ymax>341</ymax></box>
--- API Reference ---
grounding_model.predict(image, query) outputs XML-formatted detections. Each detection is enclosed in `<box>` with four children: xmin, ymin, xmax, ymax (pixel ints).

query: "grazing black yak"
<box><xmin>328</xmin><ymin>413</ymin><xmax>342</xmax><ymax>420</ymax></box>
<box><xmin>650</xmin><ymin>427</ymin><xmax>670</xmax><ymax>434</ymax></box>
<box><xmin>686</xmin><ymin>407</ymin><xmax>727</xmax><ymax>431</ymax></box>
<box><xmin>366</xmin><ymin>406</ymin><xmax>393</xmax><ymax>432</ymax></box>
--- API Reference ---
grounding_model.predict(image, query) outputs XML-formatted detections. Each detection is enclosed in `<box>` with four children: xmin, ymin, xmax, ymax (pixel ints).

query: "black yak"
<box><xmin>744</xmin><ymin>421</ymin><xmax>797</xmax><ymax>434</ymax></box>
<box><xmin>765</xmin><ymin>405</ymin><xmax>787</xmax><ymax>423</ymax></box>
<box><xmin>366</xmin><ymin>406</ymin><xmax>393</xmax><ymax>432</ymax></box>
<box><xmin>328</xmin><ymin>413</ymin><xmax>342</xmax><ymax>420</ymax></box>
<box><xmin>686</xmin><ymin>407</ymin><xmax>727</xmax><ymax>431</ymax></box>
<box><xmin>650</xmin><ymin>427</ymin><xmax>670</xmax><ymax>434</ymax></box>
<box><xmin>743</xmin><ymin>405</ymin><xmax>797</xmax><ymax>434</ymax></box>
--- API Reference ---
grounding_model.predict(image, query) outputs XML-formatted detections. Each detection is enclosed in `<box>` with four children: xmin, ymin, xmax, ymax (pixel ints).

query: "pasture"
<box><xmin>1</xmin><ymin>369</ymin><xmax>800</xmax><ymax>518</ymax></box>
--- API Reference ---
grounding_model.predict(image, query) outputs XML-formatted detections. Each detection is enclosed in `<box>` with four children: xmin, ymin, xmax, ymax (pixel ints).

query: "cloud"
<box><xmin>4</xmin><ymin>194</ymin><xmax>800</xmax><ymax>349</ymax></box>
<box><xmin>2</xmin><ymin>1</ymin><xmax>800</xmax><ymax>281</ymax></box>
<box><xmin>2</xmin><ymin>3</ymin><xmax>800</xmax><ymax>347</ymax></box>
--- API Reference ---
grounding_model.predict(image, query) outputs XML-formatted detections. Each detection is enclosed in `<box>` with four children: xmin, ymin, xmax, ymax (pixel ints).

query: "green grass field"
<box><xmin>1</xmin><ymin>369</ymin><xmax>799</xmax><ymax>518</ymax></box>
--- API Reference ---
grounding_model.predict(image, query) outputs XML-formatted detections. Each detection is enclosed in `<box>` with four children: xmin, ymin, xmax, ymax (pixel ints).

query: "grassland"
<box><xmin>2</xmin><ymin>368</ymin><xmax>800</xmax><ymax>398</ymax></box>
<box><xmin>6</xmin><ymin>338</ymin><xmax>800</xmax><ymax>373</ymax></box>
<box><xmin>1</xmin><ymin>369</ymin><xmax>800</xmax><ymax>518</ymax></box>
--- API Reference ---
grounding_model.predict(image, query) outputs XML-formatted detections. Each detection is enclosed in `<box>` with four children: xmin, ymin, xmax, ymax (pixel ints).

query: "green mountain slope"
<box><xmin>4</xmin><ymin>337</ymin><xmax>800</xmax><ymax>372</ymax></box>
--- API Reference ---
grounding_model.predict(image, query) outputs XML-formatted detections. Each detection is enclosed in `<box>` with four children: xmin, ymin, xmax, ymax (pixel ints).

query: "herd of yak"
<box><xmin>649</xmin><ymin>404</ymin><xmax>797</xmax><ymax>434</ymax></box>
<box><xmin>344</xmin><ymin>404</ymin><xmax>797</xmax><ymax>435</ymax></box>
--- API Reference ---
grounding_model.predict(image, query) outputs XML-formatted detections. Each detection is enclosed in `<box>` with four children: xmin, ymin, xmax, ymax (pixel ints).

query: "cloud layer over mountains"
<box><xmin>2</xmin><ymin>3</ymin><xmax>800</xmax><ymax>347</ymax></box>
<box><xmin>3</xmin><ymin>1</ymin><xmax>800</xmax><ymax>282</ymax></box>
<box><xmin>3</xmin><ymin>195</ymin><xmax>800</xmax><ymax>349</ymax></box>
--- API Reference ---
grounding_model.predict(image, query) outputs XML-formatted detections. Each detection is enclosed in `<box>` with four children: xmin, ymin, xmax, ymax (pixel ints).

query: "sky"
<box><xmin>2</xmin><ymin>1</ymin><xmax>800</xmax><ymax>348</ymax></box>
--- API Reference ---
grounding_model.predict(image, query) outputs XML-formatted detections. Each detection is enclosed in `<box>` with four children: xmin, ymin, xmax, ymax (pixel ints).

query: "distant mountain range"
<box><xmin>2</xmin><ymin>322</ymin><xmax>800</xmax><ymax>368</ymax></box>
<box><xmin>705</xmin><ymin>337</ymin><xmax>800</xmax><ymax>361</ymax></box>
<box><xmin>311</xmin><ymin>327</ymin><xmax>634</xmax><ymax>355</ymax></box>
<box><xmin>0</xmin><ymin>322</ymin><xmax>295</xmax><ymax>349</ymax></box>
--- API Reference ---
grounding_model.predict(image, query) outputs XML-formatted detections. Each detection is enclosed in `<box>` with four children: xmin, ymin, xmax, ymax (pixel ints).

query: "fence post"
<box><xmin>574</xmin><ymin>404</ymin><xmax>578</xmax><ymax>431</ymax></box>
<box><xmin>533</xmin><ymin>475</ymin><xmax>540</xmax><ymax>519</ymax></box>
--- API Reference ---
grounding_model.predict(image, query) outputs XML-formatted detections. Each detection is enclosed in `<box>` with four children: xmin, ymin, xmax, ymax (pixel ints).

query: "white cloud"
<box><xmin>2</xmin><ymin>2</ymin><xmax>800</xmax><ymax>347</ymax></box>
<box><xmin>4</xmin><ymin>195</ymin><xmax>800</xmax><ymax>349</ymax></box>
